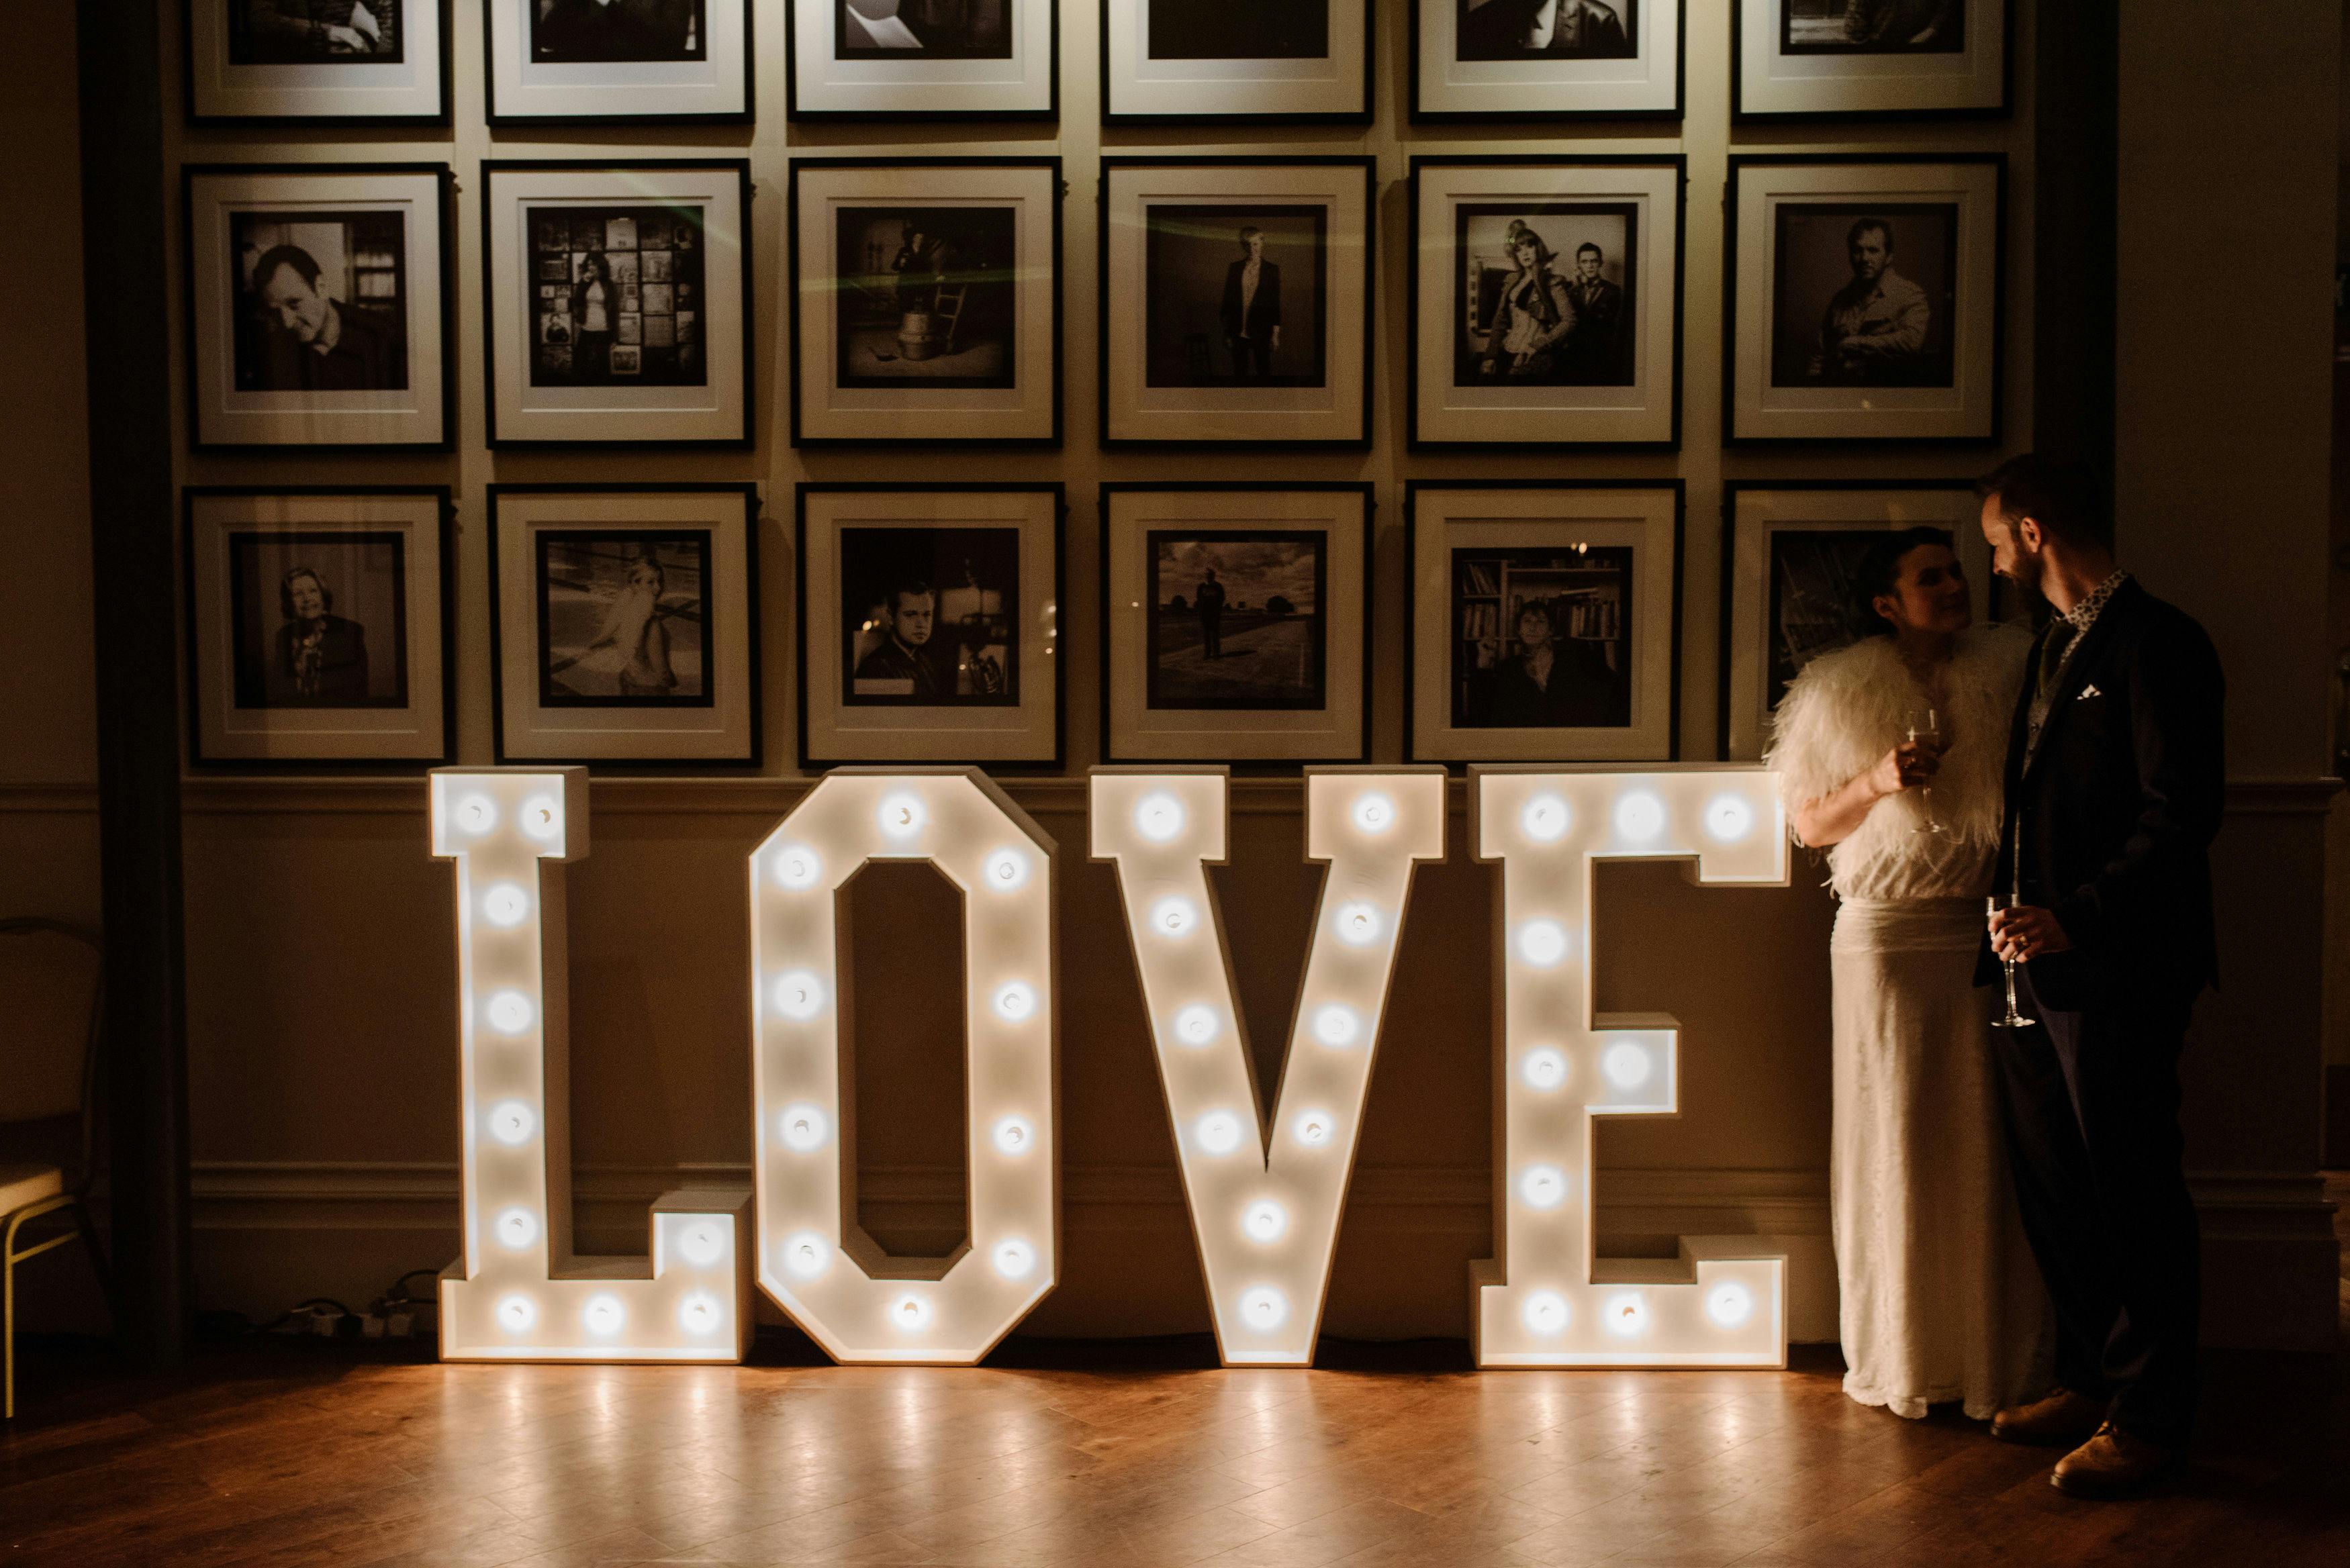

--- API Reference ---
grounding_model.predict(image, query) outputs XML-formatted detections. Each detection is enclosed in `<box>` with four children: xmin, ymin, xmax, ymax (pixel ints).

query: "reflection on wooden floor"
<box><xmin>1</xmin><ymin>1332</ymin><xmax>2344</xmax><ymax>1567</ymax></box>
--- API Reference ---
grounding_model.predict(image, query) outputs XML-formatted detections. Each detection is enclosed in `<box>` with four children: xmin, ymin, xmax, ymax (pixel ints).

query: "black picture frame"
<box><xmin>483</xmin><ymin>0</ymin><xmax>755</xmax><ymax>126</ymax></box>
<box><xmin>786</xmin><ymin>156</ymin><xmax>1066</xmax><ymax>450</ymax></box>
<box><xmin>796</xmin><ymin>482</ymin><xmax>1068</xmax><ymax>771</ymax></box>
<box><xmin>1403</xmin><ymin>478</ymin><xmax>1685</xmax><ymax>769</ymax></box>
<box><xmin>181</xmin><ymin>484</ymin><xmax>457</xmax><ymax>769</ymax></box>
<box><xmin>181</xmin><ymin>161</ymin><xmax>458</xmax><ymax>454</ymax></box>
<box><xmin>480</xmin><ymin>158</ymin><xmax>757</xmax><ymax>451</ymax></box>
<box><xmin>1098</xmin><ymin>481</ymin><xmax>1376</xmax><ymax>768</ymax></box>
<box><xmin>1721</xmin><ymin>152</ymin><xmax>2007</xmax><ymax>448</ymax></box>
<box><xmin>1405</xmin><ymin>153</ymin><xmax>1687</xmax><ymax>452</ymax></box>
<box><xmin>1407</xmin><ymin>0</ymin><xmax>1686</xmax><ymax>124</ymax></box>
<box><xmin>185</xmin><ymin>0</ymin><xmax>455</xmax><ymax>127</ymax></box>
<box><xmin>1100</xmin><ymin>0</ymin><xmax>1376</xmax><ymax>126</ymax></box>
<box><xmin>785</xmin><ymin>0</ymin><xmax>1060</xmax><ymax>121</ymax></box>
<box><xmin>1097</xmin><ymin>156</ymin><xmax>1376</xmax><ymax>452</ymax></box>
<box><xmin>486</xmin><ymin>483</ymin><xmax>763</xmax><ymax>769</ymax></box>
<box><xmin>1732</xmin><ymin>0</ymin><xmax>2013</xmax><ymax>123</ymax></box>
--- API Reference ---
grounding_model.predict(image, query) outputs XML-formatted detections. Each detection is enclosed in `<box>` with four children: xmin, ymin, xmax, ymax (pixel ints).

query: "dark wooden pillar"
<box><xmin>2032</xmin><ymin>0</ymin><xmax>2120</xmax><ymax>486</ymax></box>
<box><xmin>78</xmin><ymin>0</ymin><xmax>193</xmax><ymax>1369</ymax></box>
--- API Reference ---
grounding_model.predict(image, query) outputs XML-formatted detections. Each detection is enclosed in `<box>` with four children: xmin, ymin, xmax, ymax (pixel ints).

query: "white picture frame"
<box><xmin>1411</xmin><ymin>0</ymin><xmax>1683</xmax><ymax>122</ymax></box>
<box><xmin>1734</xmin><ymin>0</ymin><xmax>2008</xmax><ymax>120</ymax></box>
<box><xmin>1724</xmin><ymin>154</ymin><xmax>2004</xmax><ymax>445</ymax></box>
<box><xmin>482</xmin><ymin>160</ymin><xmax>753</xmax><ymax>449</ymax></box>
<box><xmin>1720</xmin><ymin>483</ymin><xmax>1997</xmax><ymax>760</ymax></box>
<box><xmin>185</xmin><ymin>0</ymin><xmax>451</xmax><ymax>125</ymax></box>
<box><xmin>1409</xmin><ymin>156</ymin><xmax>1683</xmax><ymax>450</ymax></box>
<box><xmin>483</xmin><ymin>0</ymin><xmax>752</xmax><ymax>124</ymax></box>
<box><xmin>183</xmin><ymin>162</ymin><xmax>453</xmax><ymax>452</ymax></box>
<box><xmin>1102</xmin><ymin>0</ymin><xmax>1373</xmax><ymax>124</ymax></box>
<box><xmin>787</xmin><ymin>0</ymin><xmax>1058</xmax><ymax>119</ymax></box>
<box><xmin>1407</xmin><ymin>482</ymin><xmax>1682</xmax><ymax>764</ymax></box>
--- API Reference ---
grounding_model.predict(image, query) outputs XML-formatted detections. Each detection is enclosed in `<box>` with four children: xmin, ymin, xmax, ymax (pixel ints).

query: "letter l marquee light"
<box><xmin>430</xmin><ymin>769</ymin><xmax>753</xmax><ymax>1362</ymax></box>
<box><xmin>1470</xmin><ymin>765</ymin><xmax>1790</xmax><ymax>1367</ymax></box>
<box><xmin>1092</xmin><ymin>766</ymin><xmax>1446</xmax><ymax>1366</ymax></box>
<box><xmin>751</xmin><ymin>768</ymin><xmax>1059</xmax><ymax>1364</ymax></box>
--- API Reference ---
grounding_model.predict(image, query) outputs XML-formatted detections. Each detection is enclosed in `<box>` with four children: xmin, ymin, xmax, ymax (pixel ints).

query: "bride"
<box><xmin>1769</xmin><ymin>525</ymin><xmax>2048</xmax><ymax>1420</ymax></box>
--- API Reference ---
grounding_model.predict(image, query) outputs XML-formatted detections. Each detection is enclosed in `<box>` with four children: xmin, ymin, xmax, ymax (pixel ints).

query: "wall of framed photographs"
<box><xmin>47</xmin><ymin>0</ymin><xmax>2079</xmax><ymax>1343</ymax></box>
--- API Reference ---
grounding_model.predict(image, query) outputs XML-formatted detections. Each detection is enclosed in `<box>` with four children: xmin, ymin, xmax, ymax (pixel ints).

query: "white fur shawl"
<box><xmin>1767</xmin><ymin>625</ymin><xmax>2031</xmax><ymax>901</ymax></box>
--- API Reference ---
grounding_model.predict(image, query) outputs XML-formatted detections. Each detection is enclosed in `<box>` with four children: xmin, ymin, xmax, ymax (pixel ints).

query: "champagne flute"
<box><xmin>1907</xmin><ymin>708</ymin><xmax>1944</xmax><ymax>834</ymax></box>
<box><xmin>1987</xmin><ymin>893</ymin><xmax>2037</xmax><ymax>1030</ymax></box>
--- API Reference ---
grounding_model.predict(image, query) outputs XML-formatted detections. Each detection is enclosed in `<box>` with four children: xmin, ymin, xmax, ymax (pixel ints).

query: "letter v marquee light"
<box><xmin>1470</xmin><ymin>765</ymin><xmax>1789</xmax><ymax>1367</ymax></box>
<box><xmin>1092</xmin><ymin>766</ymin><xmax>1446</xmax><ymax>1365</ymax></box>
<box><xmin>430</xmin><ymin>769</ymin><xmax>753</xmax><ymax>1362</ymax></box>
<box><xmin>750</xmin><ymin>769</ymin><xmax>1059</xmax><ymax>1364</ymax></box>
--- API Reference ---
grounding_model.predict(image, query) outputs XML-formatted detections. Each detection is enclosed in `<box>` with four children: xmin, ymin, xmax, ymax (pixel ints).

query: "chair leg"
<box><xmin>5</xmin><ymin>1213</ymin><xmax>18</xmax><ymax>1421</ymax></box>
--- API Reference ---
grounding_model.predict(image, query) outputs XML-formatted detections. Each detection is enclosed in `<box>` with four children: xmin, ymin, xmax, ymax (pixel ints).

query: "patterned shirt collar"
<box><xmin>2059</xmin><ymin>569</ymin><xmax>2130</xmax><ymax>634</ymax></box>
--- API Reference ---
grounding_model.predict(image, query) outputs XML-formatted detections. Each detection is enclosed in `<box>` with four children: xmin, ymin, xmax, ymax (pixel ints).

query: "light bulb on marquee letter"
<box><xmin>430</xmin><ymin>769</ymin><xmax>752</xmax><ymax>1363</ymax></box>
<box><xmin>751</xmin><ymin>769</ymin><xmax>1059</xmax><ymax>1365</ymax></box>
<box><xmin>1092</xmin><ymin>767</ymin><xmax>1446</xmax><ymax>1366</ymax></box>
<box><xmin>1468</xmin><ymin>765</ymin><xmax>1791</xmax><ymax>1369</ymax></box>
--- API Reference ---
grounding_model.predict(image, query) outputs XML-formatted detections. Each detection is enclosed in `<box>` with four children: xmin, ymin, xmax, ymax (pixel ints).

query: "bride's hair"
<box><xmin>1849</xmin><ymin>526</ymin><xmax>1955</xmax><ymax>640</ymax></box>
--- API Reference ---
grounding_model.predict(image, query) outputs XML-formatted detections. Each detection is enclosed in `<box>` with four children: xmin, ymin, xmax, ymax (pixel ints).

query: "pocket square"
<box><xmin>2077</xmin><ymin>684</ymin><xmax>2103</xmax><ymax>699</ymax></box>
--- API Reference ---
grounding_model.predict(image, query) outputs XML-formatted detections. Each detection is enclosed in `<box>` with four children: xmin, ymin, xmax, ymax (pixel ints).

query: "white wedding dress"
<box><xmin>1770</xmin><ymin>628</ymin><xmax>2051</xmax><ymax>1420</ymax></box>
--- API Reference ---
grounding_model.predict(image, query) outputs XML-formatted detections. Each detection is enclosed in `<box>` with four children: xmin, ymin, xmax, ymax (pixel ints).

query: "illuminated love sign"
<box><xmin>430</xmin><ymin>769</ymin><xmax>753</xmax><ymax>1362</ymax></box>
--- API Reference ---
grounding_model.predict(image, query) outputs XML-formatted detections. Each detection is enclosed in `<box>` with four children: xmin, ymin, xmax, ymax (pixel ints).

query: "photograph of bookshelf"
<box><xmin>1454</xmin><ymin>548</ymin><xmax>1628</xmax><ymax>725</ymax></box>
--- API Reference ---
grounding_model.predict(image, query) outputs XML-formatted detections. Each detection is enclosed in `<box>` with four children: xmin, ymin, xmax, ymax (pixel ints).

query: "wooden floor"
<box><xmin>4</xmin><ymin>1322</ymin><xmax>2345</xmax><ymax>1568</ymax></box>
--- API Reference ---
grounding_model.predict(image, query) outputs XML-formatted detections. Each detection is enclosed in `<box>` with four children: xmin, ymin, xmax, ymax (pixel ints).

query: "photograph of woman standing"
<box><xmin>1476</xmin><ymin>220</ymin><xmax>1574</xmax><ymax>381</ymax></box>
<box><xmin>1768</xmin><ymin>526</ymin><xmax>2049</xmax><ymax>1422</ymax></box>
<box><xmin>569</xmin><ymin>250</ymin><xmax>615</xmax><ymax>382</ymax></box>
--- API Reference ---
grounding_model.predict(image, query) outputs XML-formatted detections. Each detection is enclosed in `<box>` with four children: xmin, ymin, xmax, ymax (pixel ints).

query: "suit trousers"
<box><xmin>1992</xmin><ymin>967</ymin><xmax>2201</xmax><ymax>1446</ymax></box>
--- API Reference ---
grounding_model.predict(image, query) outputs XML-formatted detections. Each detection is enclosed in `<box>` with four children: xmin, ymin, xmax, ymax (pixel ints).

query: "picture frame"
<box><xmin>185</xmin><ymin>0</ymin><xmax>452</xmax><ymax>126</ymax></box>
<box><xmin>797</xmin><ymin>483</ymin><xmax>1065</xmax><ymax>767</ymax></box>
<box><xmin>487</xmin><ymin>484</ymin><xmax>762</xmax><ymax>767</ymax></box>
<box><xmin>1408</xmin><ymin>156</ymin><xmax>1684</xmax><ymax>450</ymax></box>
<box><xmin>1101</xmin><ymin>0</ymin><xmax>1373</xmax><ymax>126</ymax></box>
<box><xmin>787</xmin><ymin>0</ymin><xmax>1058</xmax><ymax>119</ymax></box>
<box><xmin>1718</xmin><ymin>481</ymin><xmax>1999</xmax><ymax>760</ymax></box>
<box><xmin>1405</xmin><ymin>481</ymin><xmax>1682</xmax><ymax>765</ymax></box>
<box><xmin>481</xmin><ymin>159</ymin><xmax>753</xmax><ymax>449</ymax></box>
<box><xmin>182</xmin><ymin>486</ymin><xmax>455</xmax><ymax>767</ymax></box>
<box><xmin>1098</xmin><ymin>157</ymin><xmax>1374</xmax><ymax>450</ymax></box>
<box><xmin>789</xmin><ymin>158</ymin><xmax>1064</xmax><ymax>448</ymax></box>
<box><xmin>183</xmin><ymin>163</ymin><xmax>455</xmax><ymax>452</ymax></box>
<box><xmin>1100</xmin><ymin>484</ymin><xmax>1372</xmax><ymax>765</ymax></box>
<box><xmin>1724</xmin><ymin>154</ymin><xmax>2004</xmax><ymax>445</ymax></box>
<box><xmin>483</xmin><ymin>0</ymin><xmax>752</xmax><ymax>124</ymax></box>
<box><xmin>1410</xmin><ymin>0</ymin><xmax>1683</xmax><ymax>123</ymax></box>
<box><xmin>1734</xmin><ymin>0</ymin><xmax>2010</xmax><ymax>121</ymax></box>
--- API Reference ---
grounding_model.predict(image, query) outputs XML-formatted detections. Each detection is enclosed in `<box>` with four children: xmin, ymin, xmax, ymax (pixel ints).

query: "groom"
<box><xmin>1975</xmin><ymin>455</ymin><xmax>2226</xmax><ymax>1498</ymax></box>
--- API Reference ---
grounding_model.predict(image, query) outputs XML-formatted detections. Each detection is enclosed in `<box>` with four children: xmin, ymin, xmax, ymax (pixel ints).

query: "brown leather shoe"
<box><xmin>1991</xmin><ymin>1388</ymin><xmax>2106</xmax><ymax>1447</ymax></box>
<box><xmin>2051</xmin><ymin>1422</ymin><xmax>2180</xmax><ymax>1498</ymax></box>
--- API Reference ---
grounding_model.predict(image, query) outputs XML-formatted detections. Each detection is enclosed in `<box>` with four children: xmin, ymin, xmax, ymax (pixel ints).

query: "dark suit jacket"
<box><xmin>1221</xmin><ymin>260</ymin><xmax>1281</xmax><ymax>341</ymax></box>
<box><xmin>1978</xmin><ymin>578</ymin><xmax>2225</xmax><ymax>1011</ymax></box>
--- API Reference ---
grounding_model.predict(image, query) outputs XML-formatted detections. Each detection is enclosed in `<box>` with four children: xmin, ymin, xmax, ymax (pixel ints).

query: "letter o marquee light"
<box><xmin>430</xmin><ymin>769</ymin><xmax>753</xmax><ymax>1362</ymax></box>
<box><xmin>751</xmin><ymin>769</ymin><xmax>1059</xmax><ymax>1364</ymax></box>
<box><xmin>1092</xmin><ymin>767</ymin><xmax>1446</xmax><ymax>1366</ymax></box>
<box><xmin>1470</xmin><ymin>765</ymin><xmax>1791</xmax><ymax>1367</ymax></box>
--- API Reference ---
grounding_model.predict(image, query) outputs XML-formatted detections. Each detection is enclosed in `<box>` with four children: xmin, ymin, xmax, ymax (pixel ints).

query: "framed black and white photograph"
<box><xmin>1411</xmin><ymin>0</ymin><xmax>1682</xmax><ymax>121</ymax></box>
<box><xmin>1102</xmin><ymin>485</ymin><xmax>1370</xmax><ymax>764</ymax></box>
<box><xmin>488</xmin><ymin>485</ymin><xmax>761</xmax><ymax>765</ymax></box>
<box><xmin>788</xmin><ymin>0</ymin><xmax>1057</xmax><ymax>118</ymax></box>
<box><xmin>183</xmin><ymin>487</ymin><xmax>453</xmax><ymax>766</ymax></box>
<box><xmin>1719</xmin><ymin>482</ymin><xmax>1995</xmax><ymax>758</ymax></box>
<box><xmin>1407</xmin><ymin>482</ymin><xmax>1680</xmax><ymax>763</ymax></box>
<box><xmin>1409</xmin><ymin>156</ymin><xmax>1682</xmax><ymax>449</ymax></box>
<box><xmin>484</xmin><ymin>0</ymin><xmax>751</xmax><ymax>123</ymax></box>
<box><xmin>185</xmin><ymin>0</ymin><xmax>451</xmax><ymax>124</ymax></box>
<box><xmin>1735</xmin><ymin>0</ymin><xmax>2006</xmax><ymax>119</ymax></box>
<box><xmin>183</xmin><ymin>164</ymin><xmax>453</xmax><ymax>451</ymax></box>
<box><xmin>483</xmin><ymin>160</ymin><xmax>752</xmax><ymax>448</ymax></box>
<box><xmin>1100</xmin><ymin>158</ymin><xmax>1372</xmax><ymax>448</ymax></box>
<box><xmin>1726</xmin><ymin>155</ymin><xmax>2003</xmax><ymax>444</ymax></box>
<box><xmin>790</xmin><ymin>158</ymin><xmax>1062</xmax><ymax>446</ymax></box>
<box><xmin>1102</xmin><ymin>0</ymin><xmax>1372</xmax><ymax>124</ymax></box>
<box><xmin>798</xmin><ymin>485</ymin><xmax>1063</xmax><ymax>765</ymax></box>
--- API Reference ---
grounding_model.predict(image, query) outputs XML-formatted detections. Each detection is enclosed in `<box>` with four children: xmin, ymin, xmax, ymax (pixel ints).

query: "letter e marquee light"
<box><xmin>751</xmin><ymin>769</ymin><xmax>1059</xmax><ymax>1364</ymax></box>
<box><xmin>1471</xmin><ymin>765</ymin><xmax>1790</xmax><ymax>1368</ymax></box>
<box><xmin>430</xmin><ymin>769</ymin><xmax>753</xmax><ymax>1362</ymax></box>
<box><xmin>1092</xmin><ymin>767</ymin><xmax>1446</xmax><ymax>1366</ymax></box>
